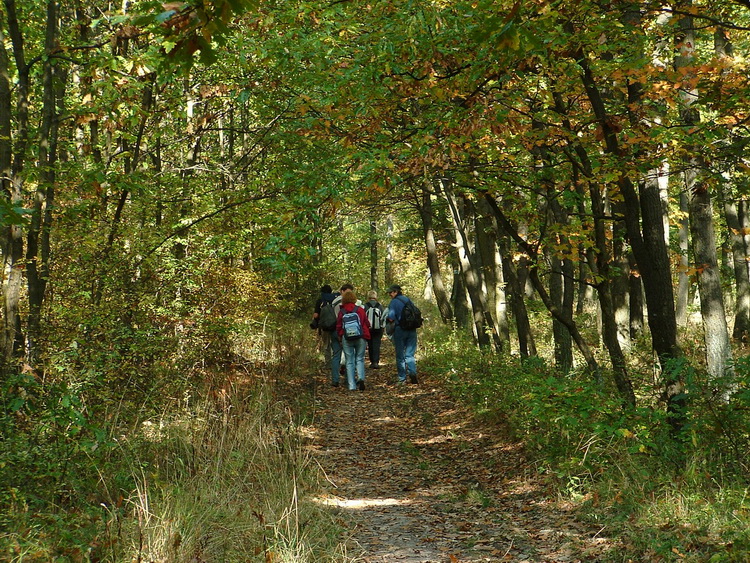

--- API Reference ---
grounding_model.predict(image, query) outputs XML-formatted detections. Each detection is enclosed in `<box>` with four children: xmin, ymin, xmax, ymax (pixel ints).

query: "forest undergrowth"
<box><xmin>422</xmin><ymin>319</ymin><xmax>750</xmax><ymax>562</ymax></box>
<box><xmin>2</xmin><ymin>309</ymin><xmax>750</xmax><ymax>562</ymax></box>
<box><xmin>0</xmin><ymin>318</ymin><xmax>347</xmax><ymax>562</ymax></box>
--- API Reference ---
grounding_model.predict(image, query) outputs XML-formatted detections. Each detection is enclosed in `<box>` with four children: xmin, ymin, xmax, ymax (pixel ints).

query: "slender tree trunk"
<box><xmin>450</xmin><ymin>257</ymin><xmax>469</xmax><ymax>330</ymax></box>
<box><xmin>587</xmin><ymin>181</ymin><xmax>636</xmax><ymax>404</ymax></box>
<box><xmin>714</xmin><ymin>29</ymin><xmax>749</xmax><ymax>342</ymax></box>
<box><xmin>0</xmin><ymin>22</ymin><xmax>16</xmax><ymax>373</ymax></box>
<box><xmin>689</xmin><ymin>181</ymin><xmax>734</xmax><ymax>397</ymax></box>
<box><xmin>26</xmin><ymin>0</ymin><xmax>62</xmax><ymax>366</ymax></box>
<box><xmin>370</xmin><ymin>219</ymin><xmax>378</xmax><ymax>291</ymax></box>
<box><xmin>577</xmin><ymin>51</ymin><xmax>684</xmax><ymax>429</ymax></box>
<box><xmin>475</xmin><ymin>199</ymin><xmax>507</xmax><ymax>350</ymax></box>
<box><xmin>676</xmin><ymin>191</ymin><xmax>690</xmax><ymax>327</ymax></box>
<box><xmin>724</xmin><ymin>196</ymin><xmax>750</xmax><ymax>342</ymax></box>
<box><xmin>611</xmin><ymin>203</ymin><xmax>631</xmax><ymax>351</ymax></box>
<box><xmin>419</xmin><ymin>184</ymin><xmax>453</xmax><ymax>323</ymax></box>
<box><xmin>441</xmin><ymin>181</ymin><xmax>500</xmax><ymax>350</ymax></box>
<box><xmin>480</xmin><ymin>204</ymin><xmax>511</xmax><ymax>343</ymax></box>
<box><xmin>498</xmin><ymin>236</ymin><xmax>535</xmax><ymax>358</ymax></box>
<box><xmin>384</xmin><ymin>215</ymin><xmax>394</xmax><ymax>287</ymax></box>
<box><xmin>1</xmin><ymin>0</ymin><xmax>31</xmax><ymax>370</ymax></box>
<box><xmin>677</xmin><ymin>6</ymin><xmax>733</xmax><ymax>398</ymax></box>
<box><xmin>485</xmin><ymin>193</ymin><xmax>598</xmax><ymax>373</ymax></box>
<box><xmin>629</xmin><ymin>257</ymin><xmax>644</xmax><ymax>339</ymax></box>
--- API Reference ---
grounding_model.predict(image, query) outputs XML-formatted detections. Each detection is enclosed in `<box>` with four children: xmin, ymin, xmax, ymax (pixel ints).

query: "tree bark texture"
<box><xmin>420</xmin><ymin>185</ymin><xmax>453</xmax><ymax>324</ymax></box>
<box><xmin>441</xmin><ymin>182</ymin><xmax>499</xmax><ymax>350</ymax></box>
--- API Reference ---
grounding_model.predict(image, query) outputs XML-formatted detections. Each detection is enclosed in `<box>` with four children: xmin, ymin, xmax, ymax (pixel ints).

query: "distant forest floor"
<box><xmin>292</xmin><ymin>345</ymin><xmax>619</xmax><ymax>562</ymax></box>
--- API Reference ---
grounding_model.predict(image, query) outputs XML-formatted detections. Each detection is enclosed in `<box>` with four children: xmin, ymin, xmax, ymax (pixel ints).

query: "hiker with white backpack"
<box><xmin>336</xmin><ymin>290</ymin><xmax>371</xmax><ymax>391</ymax></box>
<box><xmin>363</xmin><ymin>290</ymin><xmax>385</xmax><ymax>369</ymax></box>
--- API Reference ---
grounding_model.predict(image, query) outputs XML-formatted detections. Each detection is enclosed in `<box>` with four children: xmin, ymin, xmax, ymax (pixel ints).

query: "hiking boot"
<box><xmin>331</xmin><ymin>381</ymin><xmax>339</xmax><ymax>388</ymax></box>
<box><xmin>408</xmin><ymin>373</ymin><xmax>418</xmax><ymax>384</ymax></box>
<box><xmin>358</xmin><ymin>379</ymin><xmax>365</xmax><ymax>391</ymax></box>
<box><xmin>339</xmin><ymin>365</ymin><xmax>346</xmax><ymax>376</ymax></box>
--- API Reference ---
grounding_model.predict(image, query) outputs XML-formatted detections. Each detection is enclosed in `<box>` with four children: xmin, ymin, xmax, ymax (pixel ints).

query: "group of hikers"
<box><xmin>310</xmin><ymin>283</ymin><xmax>421</xmax><ymax>391</ymax></box>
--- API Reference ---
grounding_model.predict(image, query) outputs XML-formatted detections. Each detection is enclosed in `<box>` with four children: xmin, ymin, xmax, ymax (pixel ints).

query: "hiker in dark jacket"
<box><xmin>363</xmin><ymin>290</ymin><xmax>385</xmax><ymax>369</ymax></box>
<box><xmin>312</xmin><ymin>285</ymin><xmax>341</xmax><ymax>386</ymax></box>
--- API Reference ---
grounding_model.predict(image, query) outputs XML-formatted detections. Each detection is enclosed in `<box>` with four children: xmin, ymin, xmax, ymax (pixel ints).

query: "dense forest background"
<box><xmin>2</xmin><ymin>0</ymin><xmax>750</xmax><ymax>560</ymax></box>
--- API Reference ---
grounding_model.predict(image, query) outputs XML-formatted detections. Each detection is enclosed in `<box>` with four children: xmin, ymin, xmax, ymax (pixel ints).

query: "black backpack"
<box><xmin>319</xmin><ymin>300</ymin><xmax>337</xmax><ymax>331</ymax></box>
<box><xmin>398</xmin><ymin>296</ymin><xmax>423</xmax><ymax>330</ymax></box>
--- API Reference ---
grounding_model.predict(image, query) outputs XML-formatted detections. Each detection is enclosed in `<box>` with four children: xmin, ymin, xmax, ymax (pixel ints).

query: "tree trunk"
<box><xmin>498</xmin><ymin>236</ymin><xmax>535</xmax><ymax>358</ymax></box>
<box><xmin>714</xmin><ymin>28</ymin><xmax>749</xmax><ymax>342</ymax></box>
<box><xmin>441</xmin><ymin>181</ymin><xmax>501</xmax><ymax>350</ymax></box>
<box><xmin>577</xmin><ymin>51</ymin><xmax>684</xmax><ymax>428</ymax></box>
<box><xmin>485</xmin><ymin>193</ymin><xmax>599</xmax><ymax>372</ymax></box>
<box><xmin>26</xmin><ymin>0</ymin><xmax>62</xmax><ymax>366</ymax></box>
<box><xmin>587</xmin><ymin>180</ymin><xmax>636</xmax><ymax>404</ymax></box>
<box><xmin>1</xmin><ymin>0</ymin><xmax>31</xmax><ymax>371</ymax></box>
<box><xmin>689</xmin><ymin>182</ymin><xmax>734</xmax><ymax>399</ymax></box>
<box><xmin>611</xmin><ymin>203</ymin><xmax>631</xmax><ymax>351</ymax></box>
<box><xmin>629</xmin><ymin>257</ymin><xmax>644</xmax><ymax>339</ymax></box>
<box><xmin>370</xmin><ymin>219</ymin><xmax>378</xmax><ymax>291</ymax></box>
<box><xmin>419</xmin><ymin>185</ymin><xmax>453</xmax><ymax>323</ymax></box>
<box><xmin>676</xmin><ymin>191</ymin><xmax>690</xmax><ymax>327</ymax></box>
<box><xmin>384</xmin><ymin>215</ymin><xmax>394</xmax><ymax>287</ymax></box>
<box><xmin>724</xmin><ymin>196</ymin><xmax>750</xmax><ymax>342</ymax></box>
<box><xmin>450</xmin><ymin>257</ymin><xmax>470</xmax><ymax>330</ymax></box>
<box><xmin>474</xmin><ymin>199</ymin><xmax>507</xmax><ymax>349</ymax></box>
<box><xmin>678</xmin><ymin>6</ymin><xmax>733</xmax><ymax>399</ymax></box>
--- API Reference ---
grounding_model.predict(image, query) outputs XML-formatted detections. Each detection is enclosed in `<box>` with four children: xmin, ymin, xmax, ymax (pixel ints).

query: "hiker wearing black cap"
<box><xmin>386</xmin><ymin>284</ymin><xmax>418</xmax><ymax>384</ymax></box>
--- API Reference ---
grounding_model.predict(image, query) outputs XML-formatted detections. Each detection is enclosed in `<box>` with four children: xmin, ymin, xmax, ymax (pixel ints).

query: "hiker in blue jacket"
<box><xmin>386</xmin><ymin>284</ymin><xmax>418</xmax><ymax>384</ymax></box>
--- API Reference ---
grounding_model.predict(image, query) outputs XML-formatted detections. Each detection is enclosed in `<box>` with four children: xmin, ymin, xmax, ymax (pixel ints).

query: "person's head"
<box><xmin>320</xmin><ymin>284</ymin><xmax>332</xmax><ymax>294</ymax></box>
<box><xmin>368</xmin><ymin>290</ymin><xmax>377</xmax><ymax>300</ymax></box>
<box><xmin>340</xmin><ymin>283</ymin><xmax>354</xmax><ymax>293</ymax></box>
<box><xmin>342</xmin><ymin>291</ymin><xmax>357</xmax><ymax>305</ymax></box>
<box><xmin>387</xmin><ymin>284</ymin><xmax>402</xmax><ymax>298</ymax></box>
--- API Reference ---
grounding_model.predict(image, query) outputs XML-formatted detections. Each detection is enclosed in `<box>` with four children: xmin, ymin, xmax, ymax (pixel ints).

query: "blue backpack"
<box><xmin>341</xmin><ymin>307</ymin><xmax>363</xmax><ymax>340</ymax></box>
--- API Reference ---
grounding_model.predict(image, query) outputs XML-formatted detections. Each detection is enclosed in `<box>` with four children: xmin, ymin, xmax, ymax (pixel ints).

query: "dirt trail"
<box><xmin>303</xmin><ymin>356</ymin><xmax>618</xmax><ymax>562</ymax></box>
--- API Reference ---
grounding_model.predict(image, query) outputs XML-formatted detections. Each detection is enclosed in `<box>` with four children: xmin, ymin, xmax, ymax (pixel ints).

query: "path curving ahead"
<box><xmin>304</xmin><ymin>364</ymin><xmax>617</xmax><ymax>562</ymax></box>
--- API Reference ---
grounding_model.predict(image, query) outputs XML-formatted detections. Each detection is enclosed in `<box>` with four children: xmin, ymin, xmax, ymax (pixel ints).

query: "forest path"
<box><xmin>301</xmin><ymin>353</ymin><xmax>619</xmax><ymax>562</ymax></box>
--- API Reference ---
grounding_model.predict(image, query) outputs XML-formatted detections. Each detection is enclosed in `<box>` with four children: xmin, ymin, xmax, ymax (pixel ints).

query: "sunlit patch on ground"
<box><xmin>312</xmin><ymin>496</ymin><xmax>414</xmax><ymax>508</ymax></box>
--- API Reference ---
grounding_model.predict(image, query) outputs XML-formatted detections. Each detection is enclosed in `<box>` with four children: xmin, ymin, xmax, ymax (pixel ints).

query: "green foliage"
<box><xmin>424</xmin><ymin>328</ymin><xmax>750</xmax><ymax>561</ymax></box>
<box><xmin>0</xmin><ymin>317</ymin><xmax>346</xmax><ymax>561</ymax></box>
<box><xmin>0</xmin><ymin>373</ymin><xmax>125</xmax><ymax>560</ymax></box>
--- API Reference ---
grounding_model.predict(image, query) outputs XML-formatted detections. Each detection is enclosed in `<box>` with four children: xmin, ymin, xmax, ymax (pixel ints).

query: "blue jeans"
<box><xmin>393</xmin><ymin>326</ymin><xmax>417</xmax><ymax>382</ymax></box>
<box><xmin>330</xmin><ymin>335</ymin><xmax>343</xmax><ymax>384</ymax></box>
<box><xmin>342</xmin><ymin>337</ymin><xmax>367</xmax><ymax>390</ymax></box>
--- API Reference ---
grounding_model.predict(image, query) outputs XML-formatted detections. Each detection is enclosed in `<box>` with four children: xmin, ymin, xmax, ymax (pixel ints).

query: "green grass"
<box><xmin>0</xmin><ymin>322</ymin><xmax>351</xmax><ymax>562</ymax></box>
<box><xmin>421</xmin><ymin>321</ymin><xmax>750</xmax><ymax>562</ymax></box>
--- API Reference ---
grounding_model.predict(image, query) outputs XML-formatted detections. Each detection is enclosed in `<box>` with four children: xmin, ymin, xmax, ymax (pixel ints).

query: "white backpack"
<box><xmin>365</xmin><ymin>303</ymin><xmax>383</xmax><ymax>330</ymax></box>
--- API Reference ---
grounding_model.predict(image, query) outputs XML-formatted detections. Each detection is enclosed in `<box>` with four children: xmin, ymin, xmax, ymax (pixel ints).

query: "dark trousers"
<box><xmin>367</xmin><ymin>329</ymin><xmax>384</xmax><ymax>366</ymax></box>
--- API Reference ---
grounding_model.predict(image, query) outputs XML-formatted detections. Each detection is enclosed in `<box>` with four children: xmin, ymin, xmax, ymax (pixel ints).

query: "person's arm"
<box><xmin>360</xmin><ymin>307</ymin><xmax>371</xmax><ymax>340</ymax></box>
<box><xmin>313</xmin><ymin>298</ymin><xmax>322</xmax><ymax>319</ymax></box>
<box><xmin>336</xmin><ymin>310</ymin><xmax>343</xmax><ymax>338</ymax></box>
<box><xmin>388</xmin><ymin>296</ymin><xmax>404</xmax><ymax>322</ymax></box>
